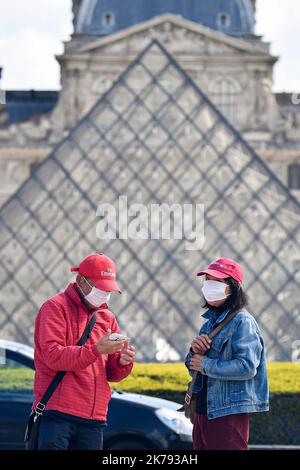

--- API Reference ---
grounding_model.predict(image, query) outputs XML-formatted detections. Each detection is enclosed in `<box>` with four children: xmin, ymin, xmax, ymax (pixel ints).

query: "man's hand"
<box><xmin>190</xmin><ymin>354</ymin><xmax>206</xmax><ymax>372</ymax></box>
<box><xmin>191</xmin><ymin>334</ymin><xmax>211</xmax><ymax>354</ymax></box>
<box><xmin>119</xmin><ymin>340</ymin><xmax>135</xmax><ymax>366</ymax></box>
<box><xmin>96</xmin><ymin>329</ymin><xmax>127</xmax><ymax>355</ymax></box>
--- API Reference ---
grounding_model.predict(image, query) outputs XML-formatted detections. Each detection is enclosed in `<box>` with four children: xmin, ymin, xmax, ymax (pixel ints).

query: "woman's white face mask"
<box><xmin>80</xmin><ymin>277</ymin><xmax>111</xmax><ymax>307</ymax></box>
<box><xmin>201</xmin><ymin>279</ymin><xmax>229</xmax><ymax>302</ymax></box>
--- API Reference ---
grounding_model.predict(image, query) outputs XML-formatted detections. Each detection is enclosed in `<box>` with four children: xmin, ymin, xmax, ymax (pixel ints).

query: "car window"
<box><xmin>0</xmin><ymin>349</ymin><xmax>34</xmax><ymax>393</ymax></box>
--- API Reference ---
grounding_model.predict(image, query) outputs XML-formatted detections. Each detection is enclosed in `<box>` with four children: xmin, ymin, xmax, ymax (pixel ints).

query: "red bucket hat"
<box><xmin>197</xmin><ymin>258</ymin><xmax>243</xmax><ymax>284</ymax></box>
<box><xmin>70</xmin><ymin>253</ymin><xmax>121</xmax><ymax>293</ymax></box>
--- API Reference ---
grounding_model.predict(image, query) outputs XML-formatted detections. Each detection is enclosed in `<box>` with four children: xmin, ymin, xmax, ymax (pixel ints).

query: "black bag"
<box><xmin>178</xmin><ymin>309</ymin><xmax>240</xmax><ymax>424</ymax></box>
<box><xmin>24</xmin><ymin>311</ymin><xmax>98</xmax><ymax>450</ymax></box>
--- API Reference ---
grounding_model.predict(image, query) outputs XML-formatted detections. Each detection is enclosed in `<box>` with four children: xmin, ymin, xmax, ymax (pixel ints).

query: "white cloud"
<box><xmin>256</xmin><ymin>0</ymin><xmax>300</xmax><ymax>92</ymax></box>
<box><xmin>0</xmin><ymin>0</ymin><xmax>72</xmax><ymax>90</ymax></box>
<box><xmin>0</xmin><ymin>28</ymin><xmax>64</xmax><ymax>90</ymax></box>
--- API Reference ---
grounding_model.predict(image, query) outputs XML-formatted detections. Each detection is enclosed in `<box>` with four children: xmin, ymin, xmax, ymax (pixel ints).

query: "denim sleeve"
<box><xmin>200</xmin><ymin>316</ymin><xmax>263</xmax><ymax>381</ymax></box>
<box><xmin>185</xmin><ymin>320</ymin><xmax>208</xmax><ymax>377</ymax></box>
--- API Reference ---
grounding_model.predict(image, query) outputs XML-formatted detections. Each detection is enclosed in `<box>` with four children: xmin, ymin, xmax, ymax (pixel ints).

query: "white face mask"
<box><xmin>80</xmin><ymin>278</ymin><xmax>111</xmax><ymax>307</ymax></box>
<box><xmin>202</xmin><ymin>280</ymin><xmax>229</xmax><ymax>302</ymax></box>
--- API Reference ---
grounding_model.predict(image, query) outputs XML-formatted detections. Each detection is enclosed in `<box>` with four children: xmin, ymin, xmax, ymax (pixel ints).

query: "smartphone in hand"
<box><xmin>108</xmin><ymin>333</ymin><xmax>128</xmax><ymax>341</ymax></box>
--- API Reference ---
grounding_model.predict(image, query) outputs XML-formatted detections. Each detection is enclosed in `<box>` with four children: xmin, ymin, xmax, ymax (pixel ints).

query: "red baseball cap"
<box><xmin>70</xmin><ymin>253</ymin><xmax>121</xmax><ymax>293</ymax></box>
<box><xmin>197</xmin><ymin>258</ymin><xmax>243</xmax><ymax>283</ymax></box>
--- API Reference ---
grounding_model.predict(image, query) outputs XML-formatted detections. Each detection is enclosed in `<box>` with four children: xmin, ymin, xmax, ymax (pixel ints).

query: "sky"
<box><xmin>0</xmin><ymin>0</ymin><xmax>299</xmax><ymax>92</ymax></box>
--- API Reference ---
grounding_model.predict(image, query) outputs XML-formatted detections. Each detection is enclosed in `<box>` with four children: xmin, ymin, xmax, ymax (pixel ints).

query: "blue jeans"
<box><xmin>38</xmin><ymin>411</ymin><xmax>104</xmax><ymax>450</ymax></box>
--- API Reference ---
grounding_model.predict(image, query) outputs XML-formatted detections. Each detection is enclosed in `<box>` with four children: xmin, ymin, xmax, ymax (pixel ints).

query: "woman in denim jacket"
<box><xmin>185</xmin><ymin>258</ymin><xmax>269</xmax><ymax>450</ymax></box>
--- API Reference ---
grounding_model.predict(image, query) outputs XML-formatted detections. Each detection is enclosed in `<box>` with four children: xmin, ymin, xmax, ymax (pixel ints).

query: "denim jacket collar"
<box><xmin>202</xmin><ymin>307</ymin><xmax>232</xmax><ymax>325</ymax></box>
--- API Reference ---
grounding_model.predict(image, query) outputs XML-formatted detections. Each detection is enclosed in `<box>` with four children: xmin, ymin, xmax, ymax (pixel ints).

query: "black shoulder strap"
<box><xmin>35</xmin><ymin>311</ymin><xmax>98</xmax><ymax>415</ymax></box>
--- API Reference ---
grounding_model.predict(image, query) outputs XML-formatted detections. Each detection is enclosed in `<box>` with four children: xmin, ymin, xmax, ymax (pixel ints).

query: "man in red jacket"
<box><xmin>33</xmin><ymin>253</ymin><xmax>135</xmax><ymax>450</ymax></box>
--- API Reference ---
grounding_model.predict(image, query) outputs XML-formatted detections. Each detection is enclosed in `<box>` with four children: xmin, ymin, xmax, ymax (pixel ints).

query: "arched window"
<box><xmin>210</xmin><ymin>78</ymin><xmax>240</xmax><ymax>126</ymax></box>
<box><xmin>102</xmin><ymin>11</ymin><xmax>115</xmax><ymax>28</ymax></box>
<box><xmin>288</xmin><ymin>163</ymin><xmax>300</xmax><ymax>190</ymax></box>
<box><xmin>217</xmin><ymin>12</ymin><xmax>231</xmax><ymax>29</ymax></box>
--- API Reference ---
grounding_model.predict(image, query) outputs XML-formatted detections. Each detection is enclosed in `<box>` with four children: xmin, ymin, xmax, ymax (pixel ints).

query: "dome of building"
<box><xmin>75</xmin><ymin>0</ymin><xmax>255</xmax><ymax>37</ymax></box>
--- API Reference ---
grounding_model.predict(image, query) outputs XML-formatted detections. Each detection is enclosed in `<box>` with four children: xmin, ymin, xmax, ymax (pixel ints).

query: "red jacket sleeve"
<box><xmin>106</xmin><ymin>316</ymin><xmax>134</xmax><ymax>382</ymax></box>
<box><xmin>37</xmin><ymin>299</ymin><xmax>99</xmax><ymax>371</ymax></box>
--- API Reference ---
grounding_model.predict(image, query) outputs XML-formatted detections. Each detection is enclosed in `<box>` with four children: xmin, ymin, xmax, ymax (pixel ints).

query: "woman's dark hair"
<box><xmin>202</xmin><ymin>277</ymin><xmax>248</xmax><ymax>312</ymax></box>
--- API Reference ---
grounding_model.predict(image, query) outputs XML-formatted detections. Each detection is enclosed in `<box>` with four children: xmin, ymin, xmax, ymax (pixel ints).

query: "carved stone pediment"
<box><xmin>88</xmin><ymin>23</ymin><xmax>237</xmax><ymax>56</ymax></box>
<box><xmin>73</xmin><ymin>14</ymin><xmax>271</xmax><ymax>58</ymax></box>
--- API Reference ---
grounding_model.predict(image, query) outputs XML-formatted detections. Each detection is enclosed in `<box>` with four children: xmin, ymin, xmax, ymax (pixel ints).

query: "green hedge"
<box><xmin>110</xmin><ymin>363</ymin><xmax>300</xmax><ymax>445</ymax></box>
<box><xmin>1</xmin><ymin>363</ymin><xmax>299</xmax><ymax>444</ymax></box>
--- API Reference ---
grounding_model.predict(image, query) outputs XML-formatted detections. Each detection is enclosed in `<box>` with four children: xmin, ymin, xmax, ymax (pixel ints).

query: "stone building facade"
<box><xmin>0</xmin><ymin>1</ymin><xmax>299</xmax><ymax>206</ymax></box>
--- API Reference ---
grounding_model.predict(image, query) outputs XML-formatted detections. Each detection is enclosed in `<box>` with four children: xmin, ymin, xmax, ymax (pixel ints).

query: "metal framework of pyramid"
<box><xmin>0</xmin><ymin>40</ymin><xmax>299</xmax><ymax>361</ymax></box>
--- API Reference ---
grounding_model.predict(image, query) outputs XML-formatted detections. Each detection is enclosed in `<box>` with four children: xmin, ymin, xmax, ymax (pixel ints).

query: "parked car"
<box><xmin>0</xmin><ymin>340</ymin><xmax>192</xmax><ymax>450</ymax></box>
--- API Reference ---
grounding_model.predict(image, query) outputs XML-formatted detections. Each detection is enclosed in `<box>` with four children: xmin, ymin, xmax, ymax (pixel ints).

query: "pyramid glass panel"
<box><xmin>0</xmin><ymin>40</ymin><xmax>299</xmax><ymax>361</ymax></box>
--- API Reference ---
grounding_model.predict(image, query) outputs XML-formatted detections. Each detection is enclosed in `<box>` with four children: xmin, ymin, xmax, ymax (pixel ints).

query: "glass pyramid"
<box><xmin>0</xmin><ymin>40</ymin><xmax>299</xmax><ymax>361</ymax></box>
